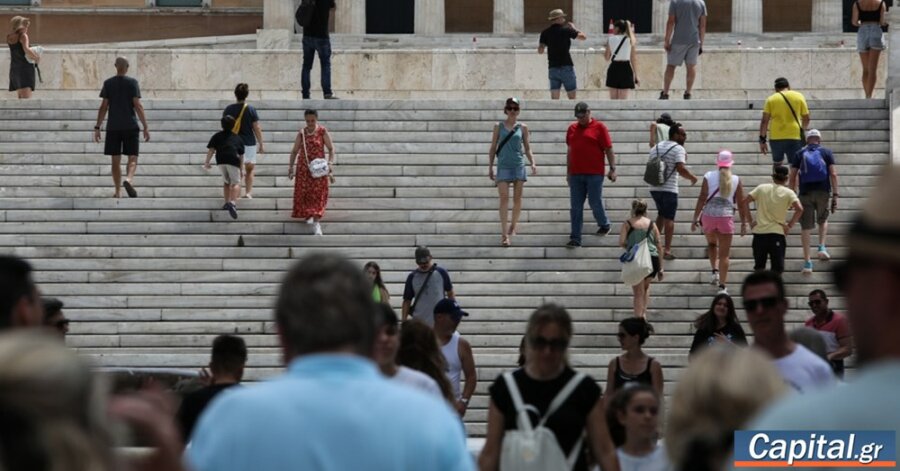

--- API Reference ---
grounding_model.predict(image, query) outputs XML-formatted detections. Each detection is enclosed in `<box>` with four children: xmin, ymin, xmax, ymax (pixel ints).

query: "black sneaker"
<box><xmin>222</xmin><ymin>203</ymin><xmax>229</xmax><ymax>210</ymax></box>
<box><xmin>227</xmin><ymin>203</ymin><xmax>238</xmax><ymax>220</ymax></box>
<box><xmin>683</xmin><ymin>92</ymin><xmax>692</xmax><ymax>100</ymax></box>
<box><xmin>659</xmin><ymin>92</ymin><xmax>669</xmax><ymax>100</ymax></box>
<box><xmin>123</xmin><ymin>181</ymin><xmax>137</xmax><ymax>198</ymax></box>
<box><xmin>566</xmin><ymin>239</ymin><xmax>582</xmax><ymax>248</ymax></box>
<box><xmin>596</xmin><ymin>226</ymin><xmax>612</xmax><ymax>236</ymax></box>
<box><xmin>324</xmin><ymin>94</ymin><xmax>339</xmax><ymax>100</ymax></box>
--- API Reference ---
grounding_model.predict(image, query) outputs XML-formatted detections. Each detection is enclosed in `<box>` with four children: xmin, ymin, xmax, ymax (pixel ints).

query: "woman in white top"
<box><xmin>690</xmin><ymin>150</ymin><xmax>749</xmax><ymax>294</ymax></box>
<box><xmin>606</xmin><ymin>384</ymin><xmax>673</xmax><ymax>471</ymax></box>
<box><xmin>604</xmin><ymin>19</ymin><xmax>639</xmax><ymax>100</ymax></box>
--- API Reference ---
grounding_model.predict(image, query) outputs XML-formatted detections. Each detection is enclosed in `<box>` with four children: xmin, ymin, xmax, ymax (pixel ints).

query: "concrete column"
<box><xmin>263</xmin><ymin>0</ymin><xmax>295</xmax><ymax>30</ymax></box>
<box><xmin>811</xmin><ymin>0</ymin><xmax>843</xmax><ymax>33</ymax></box>
<box><xmin>731</xmin><ymin>0</ymin><xmax>762</xmax><ymax>34</ymax></box>
<box><xmin>335</xmin><ymin>0</ymin><xmax>366</xmax><ymax>34</ymax></box>
<box><xmin>652</xmin><ymin>0</ymin><xmax>669</xmax><ymax>35</ymax></box>
<box><xmin>493</xmin><ymin>0</ymin><xmax>524</xmax><ymax>34</ymax></box>
<box><xmin>572</xmin><ymin>0</ymin><xmax>601</xmax><ymax>37</ymax></box>
<box><xmin>415</xmin><ymin>0</ymin><xmax>445</xmax><ymax>35</ymax></box>
<box><xmin>887</xmin><ymin>7</ymin><xmax>900</xmax><ymax>160</ymax></box>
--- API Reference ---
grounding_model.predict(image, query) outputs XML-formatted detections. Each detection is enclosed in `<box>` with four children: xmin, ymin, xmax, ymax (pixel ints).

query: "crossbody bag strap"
<box><xmin>503</xmin><ymin>372</ymin><xmax>535</xmax><ymax>433</ymax></box>
<box><xmin>778</xmin><ymin>92</ymin><xmax>804</xmax><ymax>139</ymax></box>
<box><xmin>656</xmin><ymin>144</ymin><xmax>678</xmax><ymax>181</ymax></box>
<box><xmin>409</xmin><ymin>265</ymin><xmax>438</xmax><ymax>315</ymax></box>
<box><xmin>610</xmin><ymin>35</ymin><xmax>628</xmax><ymax>61</ymax></box>
<box><xmin>706</xmin><ymin>187</ymin><xmax>720</xmax><ymax>203</ymax></box>
<box><xmin>232</xmin><ymin>103</ymin><xmax>248</xmax><ymax>134</ymax></box>
<box><xmin>494</xmin><ymin>123</ymin><xmax>520</xmax><ymax>158</ymax></box>
<box><xmin>300</xmin><ymin>127</ymin><xmax>309</xmax><ymax>162</ymax></box>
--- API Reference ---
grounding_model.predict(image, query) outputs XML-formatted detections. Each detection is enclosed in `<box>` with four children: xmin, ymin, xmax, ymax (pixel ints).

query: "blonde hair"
<box><xmin>719</xmin><ymin>167</ymin><xmax>733</xmax><ymax>198</ymax></box>
<box><xmin>631</xmin><ymin>198</ymin><xmax>648</xmax><ymax>217</ymax></box>
<box><xmin>667</xmin><ymin>346</ymin><xmax>788</xmax><ymax>471</ymax></box>
<box><xmin>10</xmin><ymin>16</ymin><xmax>30</xmax><ymax>33</ymax></box>
<box><xmin>0</xmin><ymin>332</ymin><xmax>115</xmax><ymax>471</ymax></box>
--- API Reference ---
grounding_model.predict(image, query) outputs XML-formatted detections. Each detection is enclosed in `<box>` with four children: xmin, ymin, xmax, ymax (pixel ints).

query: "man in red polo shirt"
<box><xmin>565</xmin><ymin>102</ymin><xmax>617</xmax><ymax>247</ymax></box>
<box><xmin>804</xmin><ymin>289</ymin><xmax>853</xmax><ymax>378</ymax></box>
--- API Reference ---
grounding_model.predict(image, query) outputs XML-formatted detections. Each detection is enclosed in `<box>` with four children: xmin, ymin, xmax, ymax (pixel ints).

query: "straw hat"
<box><xmin>548</xmin><ymin>9</ymin><xmax>567</xmax><ymax>21</ymax></box>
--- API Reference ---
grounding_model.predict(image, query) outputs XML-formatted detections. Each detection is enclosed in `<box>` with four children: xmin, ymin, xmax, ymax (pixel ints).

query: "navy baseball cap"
<box><xmin>434</xmin><ymin>299</ymin><xmax>469</xmax><ymax>319</ymax></box>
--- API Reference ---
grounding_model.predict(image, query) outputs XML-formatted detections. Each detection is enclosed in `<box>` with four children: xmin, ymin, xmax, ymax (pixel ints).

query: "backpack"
<box><xmin>643</xmin><ymin>144</ymin><xmax>677</xmax><ymax>186</ymax></box>
<box><xmin>295</xmin><ymin>0</ymin><xmax>317</xmax><ymax>29</ymax></box>
<box><xmin>798</xmin><ymin>146</ymin><xmax>828</xmax><ymax>184</ymax></box>
<box><xmin>499</xmin><ymin>371</ymin><xmax>586</xmax><ymax>471</ymax></box>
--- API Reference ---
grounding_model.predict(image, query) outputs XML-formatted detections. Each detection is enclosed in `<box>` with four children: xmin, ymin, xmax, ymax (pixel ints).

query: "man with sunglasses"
<box><xmin>803</xmin><ymin>289</ymin><xmax>852</xmax><ymax>378</ymax></box>
<box><xmin>401</xmin><ymin>246</ymin><xmax>454</xmax><ymax>326</ymax></box>
<box><xmin>42</xmin><ymin>297</ymin><xmax>69</xmax><ymax>339</ymax></box>
<box><xmin>743</xmin><ymin>168</ymin><xmax>900</xmax><ymax>469</ymax></box>
<box><xmin>741</xmin><ymin>271</ymin><xmax>835</xmax><ymax>393</ymax></box>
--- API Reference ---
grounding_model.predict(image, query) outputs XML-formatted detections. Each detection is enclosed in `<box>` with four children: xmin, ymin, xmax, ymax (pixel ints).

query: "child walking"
<box><xmin>204</xmin><ymin>115</ymin><xmax>245</xmax><ymax>219</ymax></box>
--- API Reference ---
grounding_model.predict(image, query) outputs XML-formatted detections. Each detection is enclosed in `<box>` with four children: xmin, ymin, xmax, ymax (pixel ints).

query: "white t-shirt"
<box><xmin>617</xmin><ymin>445</ymin><xmax>674</xmax><ymax>471</ymax></box>
<box><xmin>773</xmin><ymin>344</ymin><xmax>836</xmax><ymax>394</ymax></box>
<box><xmin>391</xmin><ymin>366</ymin><xmax>444</xmax><ymax>399</ymax></box>
<box><xmin>648</xmin><ymin>141</ymin><xmax>687</xmax><ymax>194</ymax></box>
<box><xmin>608</xmin><ymin>35</ymin><xmax>632</xmax><ymax>62</ymax></box>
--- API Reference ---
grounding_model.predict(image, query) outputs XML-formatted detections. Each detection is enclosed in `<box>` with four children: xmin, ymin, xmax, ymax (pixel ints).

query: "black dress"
<box><xmin>8</xmin><ymin>37</ymin><xmax>36</xmax><ymax>92</ymax></box>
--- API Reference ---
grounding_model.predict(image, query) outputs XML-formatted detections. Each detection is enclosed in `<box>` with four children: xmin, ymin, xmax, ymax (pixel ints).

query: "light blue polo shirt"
<box><xmin>188</xmin><ymin>354</ymin><xmax>475</xmax><ymax>471</ymax></box>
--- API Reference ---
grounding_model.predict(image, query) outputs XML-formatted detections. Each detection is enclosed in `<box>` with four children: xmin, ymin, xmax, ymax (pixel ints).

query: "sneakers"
<box><xmin>659</xmin><ymin>91</ymin><xmax>669</xmax><ymax>100</ymax></box>
<box><xmin>802</xmin><ymin>260</ymin><xmax>814</xmax><ymax>274</ymax></box>
<box><xmin>817</xmin><ymin>245</ymin><xmax>831</xmax><ymax>261</ymax></box>
<box><xmin>683</xmin><ymin>92</ymin><xmax>692</xmax><ymax>100</ymax></box>
<box><xmin>596</xmin><ymin>226</ymin><xmax>612</xmax><ymax>236</ymax></box>
<box><xmin>566</xmin><ymin>239</ymin><xmax>582</xmax><ymax>248</ymax></box>
<box><xmin>324</xmin><ymin>94</ymin><xmax>339</xmax><ymax>100</ymax></box>
<box><xmin>313</xmin><ymin>222</ymin><xmax>323</xmax><ymax>236</ymax></box>
<box><xmin>710</xmin><ymin>270</ymin><xmax>720</xmax><ymax>286</ymax></box>
<box><xmin>717</xmin><ymin>284</ymin><xmax>728</xmax><ymax>295</ymax></box>
<box><xmin>226</xmin><ymin>202</ymin><xmax>238</xmax><ymax>220</ymax></box>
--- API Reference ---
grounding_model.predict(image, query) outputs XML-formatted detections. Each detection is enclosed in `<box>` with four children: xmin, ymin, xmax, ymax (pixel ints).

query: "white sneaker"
<box><xmin>802</xmin><ymin>260</ymin><xmax>814</xmax><ymax>274</ymax></box>
<box><xmin>710</xmin><ymin>271</ymin><xmax>720</xmax><ymax>286</ymax></box>
<box><xmin>717</xmin><ymin>285</ymin><xmax>728</xmax><ymax>295</ymax></box>
<box><xmin>313</xmin><ymin>222</ymin><xmax>323</xmax><ymax>236</ymax></box>
<box><xmin>817</xmin><ymin>245</ymin><xmax>831</xmax><ymax>261</ymax></box>
<box><xmin>306</xmin><ymin>217</ymin><xmax>315</xmax><ymax>225</ymax></box>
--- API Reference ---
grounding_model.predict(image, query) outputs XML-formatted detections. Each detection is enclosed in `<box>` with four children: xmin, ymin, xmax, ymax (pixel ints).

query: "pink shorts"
<box><xmin>701</xmin><ymin>215</ymin><xmax>735</xmax><ymax>235</ymax></box>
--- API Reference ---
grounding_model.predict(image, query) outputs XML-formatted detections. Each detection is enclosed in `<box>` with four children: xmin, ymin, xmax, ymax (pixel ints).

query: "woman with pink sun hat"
<box><xmin>690</xmin><ymin>150</ymin><xmax>750</xmax><ymax>294</ymax></box>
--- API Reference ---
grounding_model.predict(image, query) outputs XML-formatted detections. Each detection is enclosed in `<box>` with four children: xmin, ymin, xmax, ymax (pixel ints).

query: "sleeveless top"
<box><xmin>703</xmin><ymin>170</ymin><xmax>740</xmax><ymax>217</ymax></box>
<box><xmin>856</xmin><ymin>0</ymin><xmax>883</xmax><ymax>22</ymax></box>
<box><xmin>607</xmin><ymin>35</ymin><xmax>632</xmax><ymax>62</ymax></box>
<box><xmin>441</xmin><ymin>331</ymin><xmax>463</xmax><ymax>399</ymax></box>
<box><xmin>496</xmin><ymin>122</ymin><xmax>525</xmax><ymax>169</ymax></box>
<box><xmin>613</xmin><ymin>357</ymin><xmax>654</xmax><ymax>390</ymax></box>
<box><xmin>625</xmin><ymin>220</ymin><xmax>659</xmax><ymax>257</ymax></box>
<box><xmin>300</xmin><ymin>125</ymin><xmax>326</xmax><ymax>161</ymax></box>
<box><xmin>8</xmin><ymin>38</ymin><xmax>28</xmax><ymax>68</ymax></box>
<box><xmin>654</xmin><ymin>123</ymin><xmax>670</xmax><ymax>146</ymax></box>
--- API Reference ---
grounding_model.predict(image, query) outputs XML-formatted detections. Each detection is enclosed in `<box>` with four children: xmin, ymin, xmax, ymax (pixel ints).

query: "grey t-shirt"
<box><xmin>403</xmin><ymin>266</ymin><xmax>453</xmax><ymax>327</ymax></box>
<box><xmin>669</xmin><ymin>0</ymin><xmax>707</xmax><ymax>45</ymax></box>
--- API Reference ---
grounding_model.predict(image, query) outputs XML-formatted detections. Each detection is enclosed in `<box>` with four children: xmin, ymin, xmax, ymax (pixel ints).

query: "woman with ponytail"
<box><xmin>690</xmin><ymin>151</ymin><xmax>749</xmax><ymax>294</ymax></box>
<box><xmin>619</xmin><ymin>199</ymin><xmax>663</xmax><ymax>318</ymax></box>
<box><xmin>604</xmin><ymin>19</ymin><xmax>639</xmax><ymax>100</ymax></box>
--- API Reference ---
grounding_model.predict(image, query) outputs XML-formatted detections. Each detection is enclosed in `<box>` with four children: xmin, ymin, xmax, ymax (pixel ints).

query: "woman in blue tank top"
<box><xmin>488</xmin><ymin>97</ymin><xmax>537</xmax><ymax>247</ymax></box>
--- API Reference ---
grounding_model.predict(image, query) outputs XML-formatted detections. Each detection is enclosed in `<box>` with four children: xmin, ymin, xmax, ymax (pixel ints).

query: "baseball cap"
<box><xmin>506</xmin><ymin>97</ymin><xmax>520</xmax><ymax>107</ymax></box>
<box><xmin>434</xmin><ymin>298</ymin><xmax>469</xmax><ymax>319</ymax></box>
<box><xmin>574</xmin><ymin>102</ymin><xmax>590</xmax><ymax>118</ymax></box>
<box><xmin>414</xmin><ymin>246</ymin><xmax>431</xmax><ymax>265</ymax></box>
<box><xmin>716</xmin><ymin>150</ymin><xmax>734</xmax><ymax>168</ymax></box>
<box><xmin>806</xmin><ymin>129</ymin><xmax>821</xmax><ymax>140</ymax></box>
<box><xmin>660</xmin><ymin>112</ymin><xmax>672</xmax><ymax>121</ymax></box>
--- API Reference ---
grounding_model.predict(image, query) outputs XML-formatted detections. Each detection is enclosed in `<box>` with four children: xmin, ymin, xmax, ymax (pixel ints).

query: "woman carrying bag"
<box><xmin>288</xmin><ymin>109</ymin><xmax>335</xmax><ymax>236</ymax></box>
<box><xmin>604</xmin><ymin>19</ymin><xmax>639</xmax><ymax>100</ymax></box>
<box><xmin>619</xmin><ymin>199</ymin><xmax>663</xmax><ymax>318</ymax></box>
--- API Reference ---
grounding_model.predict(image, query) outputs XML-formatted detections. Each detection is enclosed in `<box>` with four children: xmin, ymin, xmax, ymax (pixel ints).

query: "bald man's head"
<box><xmin>115</xmin><ymin>57</ymin><xmax>129</xmax><ymax>73</ymax></box>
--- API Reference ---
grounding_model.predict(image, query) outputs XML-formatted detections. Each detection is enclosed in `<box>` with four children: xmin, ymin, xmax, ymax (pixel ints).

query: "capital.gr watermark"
<box><xmin>734</xmin><ymin>431</ymin><xmax>896</xmax><ymax>467</ymax></box>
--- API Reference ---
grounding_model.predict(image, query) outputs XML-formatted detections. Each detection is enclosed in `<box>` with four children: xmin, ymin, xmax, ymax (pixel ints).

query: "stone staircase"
<box><xmin>0</xmin><ymin>98</ymin><xmax>887</xmax><ymax>436</ymax></box>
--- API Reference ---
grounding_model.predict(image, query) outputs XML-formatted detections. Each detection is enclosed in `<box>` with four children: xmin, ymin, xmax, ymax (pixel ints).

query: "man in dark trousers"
<box><xmin>93</xmin><ymin>57</ymin><xmax>150</xmax><ymax>199</ymax></box>
<box><xmin>301</xmin><ymin>0</ymin><xmax>338</xmax><ymax>100</ymax></box>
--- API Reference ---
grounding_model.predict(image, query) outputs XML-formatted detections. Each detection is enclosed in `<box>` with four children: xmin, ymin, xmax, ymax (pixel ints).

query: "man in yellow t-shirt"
<box><xmin>742</xmin><ymin>166</ymin><xmax>804</xmax><ymax>274</ymax></box>
<box><xmin>759</xmin><ymin>77</ymin><xmax>810</xmax><ymax>169</ymax></box>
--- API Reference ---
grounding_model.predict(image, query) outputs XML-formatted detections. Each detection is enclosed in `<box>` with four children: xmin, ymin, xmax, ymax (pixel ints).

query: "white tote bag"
<box><xmin>621</xmin><ymin>231</ymin><xmax>654</xmax><ymax>287</ymax></box>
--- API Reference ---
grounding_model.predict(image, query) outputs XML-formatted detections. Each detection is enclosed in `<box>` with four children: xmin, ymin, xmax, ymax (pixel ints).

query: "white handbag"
<box><xmin>301</xmin><ymin>126</ymin><xmax>329</xmax><ymax>179</ymax></box>
<box><xmin>621</xmin><ymin>224</ymin><xmax>655</xmax><ymax>286</ymax></box>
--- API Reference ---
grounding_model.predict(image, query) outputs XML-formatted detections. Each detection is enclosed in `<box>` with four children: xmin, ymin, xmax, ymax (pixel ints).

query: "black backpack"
<box><xmin>295</xmin><ymin>0</ymin><xmax>317</xmax><ymax>29</ymax></box>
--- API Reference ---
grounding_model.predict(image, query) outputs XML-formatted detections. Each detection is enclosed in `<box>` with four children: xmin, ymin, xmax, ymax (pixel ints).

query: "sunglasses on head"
<box><xmin>530</xmin><ymin>336</ymin><xmax>569</xmax><ymax>351</ymax></box>
<box><xmin>743</xmin><ymin>296</ymin><xmax>781</xmax><ymax>312</ymax></box>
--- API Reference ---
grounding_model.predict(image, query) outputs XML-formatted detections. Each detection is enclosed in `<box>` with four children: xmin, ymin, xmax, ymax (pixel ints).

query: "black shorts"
<box><xmin>105</xmin><ymin>130</ymin><xmax>140</xmax><ymax>156</ymax></box>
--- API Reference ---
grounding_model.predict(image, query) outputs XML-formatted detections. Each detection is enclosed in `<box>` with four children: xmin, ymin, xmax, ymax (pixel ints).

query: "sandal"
<box><xmin>501</xmin><ymin>236</ymin><xmax>511</xmax><ymax>247</ymax></box>
<box><xmin>507</xmin><ymin>224</ymin><xmax>517</xmax><ymax>236</ymax></box>
<box><xmin>683</xmin><ymin>92</ymin><xmax>692</xmax><ymax>100</ymax></box>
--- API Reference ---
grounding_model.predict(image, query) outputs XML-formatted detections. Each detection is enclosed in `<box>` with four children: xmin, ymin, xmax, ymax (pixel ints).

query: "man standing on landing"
<box><xmin>661</xmin><ymin>0</ymin><xmax>707</xmax><ymax>100</ymax></box>
<box><xmin>94</xmin><ymin>57</ymin><xmax>149</xmax><ymax>198</ymax></box>
<box><xmin>539</xmin><ymin>9</ymin><xmax>587</xmax><ymax>100</ymax></box>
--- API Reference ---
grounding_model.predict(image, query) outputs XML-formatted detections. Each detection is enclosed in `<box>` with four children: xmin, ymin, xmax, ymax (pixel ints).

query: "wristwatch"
<box><xmin>759</xmin><ymin>135</ymin><xmax>768</xmax><ymax>144</ymax></box>
<box><xmin>94</xmin><ymin>126</ymin><xmax>100</xmax><ymax>130</ymax></box>
<box><xmin>609</xmin><ymin>166</ymin><xmax>616</xmax><ymax>172</ymax></box>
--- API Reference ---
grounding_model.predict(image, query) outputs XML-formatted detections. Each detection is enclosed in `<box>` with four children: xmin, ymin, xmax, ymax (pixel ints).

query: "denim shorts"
<box><xmin>243</xmin><ymin>144</ymin><xmax>258</xmax><ymax>165</ymax></box>
<box><xmin>496</xmin><ymin>166</ymin><xmax>527</xmax><ymax>183</ymax></box>
<box><xmin>769</xmin><ymin>139</ymin><xmax>803</xmax><ymax>164</ymax></box>
<box><xmin>857</xmin><ymin>24</ymin><xmax>886</xmax><ymax>52</ymax></box>
<box><xmin>548</xmin><ymin>66</ymin><xmax>577</xmax><ymax>92</ymax></box>
<box><xmin>650</xmin><ymin>190</ymin><xmax>679</xmax><ymax>220</ymax></box>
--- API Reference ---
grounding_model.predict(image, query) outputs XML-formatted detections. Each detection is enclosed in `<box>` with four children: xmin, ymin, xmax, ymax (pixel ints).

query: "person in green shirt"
<box><xmin>365</xmin><ymin>261</ymin><xmax>390</xmax><ymax>305</ymax></box>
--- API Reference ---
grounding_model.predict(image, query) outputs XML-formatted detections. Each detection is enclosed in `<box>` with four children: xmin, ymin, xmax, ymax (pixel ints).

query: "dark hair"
<box><xmin>234</xmin><ymin>83</ymin><xmax>249</xmax><ymax>101</ymax></box>
<box><xmin>304</xmin><ymin>109</ymin><xmax>318</xmax><ymax>117</ymax></box>
<box><xmin>631</xmin><ymin>198</ymin><xmax>648</xmax><ymax>217</ymax></box>
<box><xmin>694</xmin><ymin>294</ymin><xmax>741</xmax><ymax>333</ymax></box>
<box><xmin>397</xmin><ymin>320</ymin><xmax>455</xmax><ymax>403</ymax></box>
<box><xmin>774</xmin><ymin>77</ymin><xmax>790</xmax><ymax>90</ymax></box>
<box><xmin>668</xmin><ymin>123</ymin><xmax>683</xmax><ymax>140</ymax></box>
<box><xmin>773</xmin><ymin>166</ymin><xmax>789</xmax><ymax>182</ymax></box>
<box><xmin>42</xmin><ymin>298</ymin><xmax>63</xmax><ymax>322</ymax></box>
<box><xmin>605</xmin><ymin>384</ymin><xmax>658</xmax><ymax>447</ymax></box>
<box><xmin>275</xmin><ymin>253</ymin><xmax>377</xmax><ymax>357</ymax></box>
<box><xmin>375</xmin><ymin>303</ymin><xmax>398</xmax><ymax>329</ymax></box>
<box><xmin>364</xmin><ymin>261</ymin><xmax>388</xmax><ymax>294</ymax></box>
<box><xmin>741</xmin><ymin>270</ymin><xmax>786</xmax><ymax>301</ymax></box>
<box><xmin>221</xmin><ymin>115</ymin><xmax>235</xmax><ymax>132</ymax></box>
<box><xmin>657</xmin><ymin>114</ymin><xmax>675</xmax><ymax>126</ymax></box>
<box><xmin>619</xmin><ymin>317</ymin><xmax>654</xmax><ymax>345</ymax></box>
<box><xmin>525</xmin><ymin>304</ymin><xmax>573</xmax><ymax>347</ymax></box>
<box><xmin>808</xmin><ymin>289</ymin><xmax>828</xmax><ymax>300</ymax></box>
<box><xmin>517</xmin><ymin>335</ymin><xmax>526</xmax><ymax>367</ymax></box>
<box><xmin>613</xmin><ymin>19</ymin><xmax>629</xmax><ymax>34</ymax></box>
<box><xmin>0</xmin><ymin>256</ymin><xmax>36</xmax><ymax>330</ymax></box>
<box><xmin>210</xmin><ymin>335</ymin><xmax>247</xmax><ymax>376</ymax></box>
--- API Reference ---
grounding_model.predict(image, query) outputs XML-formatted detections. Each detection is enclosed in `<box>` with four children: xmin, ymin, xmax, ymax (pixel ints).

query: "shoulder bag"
<box><xmin>778</xmin><ymin>92</ymin><xmax>806</xmax><ymax>142</ymax></box>
<box><xmin>302</xmin><ymin>126</ymin><xmax>330</xmax><ymax>179</ymax></box>
<box><xmin>621</xmin><ymin>222</ymin><xmax>655</xmax><ymax>286</ymax></box>
<box><xmin>410</xmin><ymin>265</ymin><xmax>438</xmax><ymax>316</ymax></box>
<box><xmin>231</xmin><ymin>103</ymin><xmax>248</xmax><ymax>134</ymax></box>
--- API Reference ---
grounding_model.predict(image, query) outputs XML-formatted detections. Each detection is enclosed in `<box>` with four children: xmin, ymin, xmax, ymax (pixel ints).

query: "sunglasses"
<box><xmin>808</xmin><ymin>299</ymin><xmax>825</xmax><ymax>307</ymax></box>
<box><xmin>743</xmin><ymin>296</ymin><xmax>781</xmax><ymax>312</ymax></box>
<box><xmin>530</xmin><ymin>336</ymin><xmax>569</xmax><ymax>351</ymax></box>
<box><xmin>505</xmin><ymin>106</ymin><xmax>520</xmax><ymax>111</ymax></box>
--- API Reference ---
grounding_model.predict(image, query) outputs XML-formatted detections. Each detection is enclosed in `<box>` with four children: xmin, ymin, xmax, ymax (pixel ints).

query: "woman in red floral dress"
<box><xmin>288</xmin><ymin>109</ymin><xmax>335</xmax><ymax>235</ymax></box>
